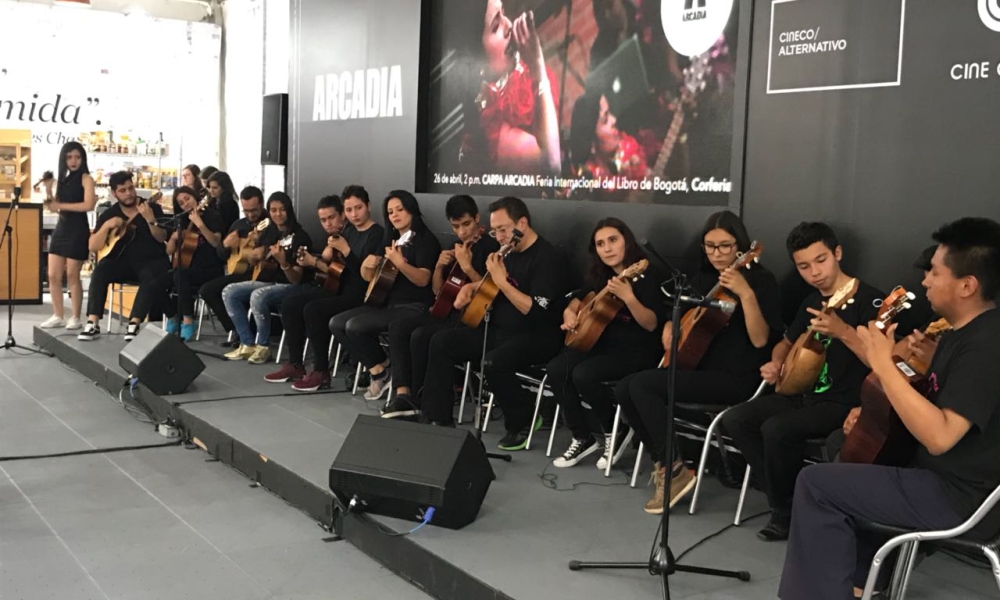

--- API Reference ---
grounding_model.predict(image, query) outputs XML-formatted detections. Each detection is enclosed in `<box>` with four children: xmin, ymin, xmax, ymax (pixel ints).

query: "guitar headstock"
<box><xmin>468</xmin><ymin>226</ymin><xmax>486</xmax><ymax>245</ymax></box>
<box><xmin>396</xmin><ymin>230</ymin><xmax>416</xmax><ymax>247</ymax></box>
<box><xmin>874</xmin><ymin>286</ymin><xmax>916</xmax><ymax>330</ymax></box>
<box><xmin>825</xmin><ymin>278</ymin><xmax>859</xmax><ymax>312</ymax></box>
<box><xmin>499</xmin><ymin>229</ymin><xmax>524</xmax><ymax>256</ymax></box>
<box><xmin>682</xmin><ymin>51</ymin><xmax>712</xmax><ymax>99</ymax></box>
<box><xmin>621</xmin><ymin>259</ymin><xmax>649</xmax><ymax>281</ymax></box>
<box><xmin>255</xmin><ymin>218</ymin><xmax>271</xmax><ymax>232</ymax></box>
<box><xmin>278</xmin><ymin>233</ymin><xmax>295</xmax><ymax>249</ymax></box>
<box><xmin>731</xmin><ymin>241</ymin><xmax>764</xmax><ymax>271</ymax></box>
<box><xmin>924</xmin><ymin>318</ymin><xmax>953</xmax><ymax>339</ymax></box>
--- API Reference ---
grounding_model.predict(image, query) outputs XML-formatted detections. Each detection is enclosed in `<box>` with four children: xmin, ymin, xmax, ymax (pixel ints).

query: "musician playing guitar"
<box><xmin>780</xmin><ymin>218</ymin><xmax>1000</xmax><ymax>600</ymax></box>
<box><xmin>329</xmin><ymin>191</ymin><xmax>441</xmax><ymax>400</ymax></box>
<box><xmin>154</xmin><ymin>187</ymin><xmax>225</xmax><ymax>341</ymax></box>
<box><xmin>78</xmin><ymin>171</ymin><xmax>169</xmax><ymax>342</ymax></box>
<box><xmin>615</xmin><ymin>211</ymin><xmax>783</xmax><ymax>514</ymax></box>
<box><xmin>264</xmin><ymin>189</ymin><xmax>383</xmax><ymax>392</ymax></box>
<box><xmin>547</xmin><ymin>218</ymin><xmax>665</xmax><ymax>469</ymax></box>
<box><xmin>222</xmin><ymin>192</ymin><xmax>313</xmax><ymax>365</ymax></box>
<box><xmin>420</xmin><ymin>197</ymin><xmax>571</xmax><ymax>452</ymax></box>
<box><xmin>380</xmin><ymin>195</ymin><xmax>499</xmax><ymax>419</ymax></box>
<box><xmin>198</xmin><ymin>186</ymin><xmax>266</xmax><ymax>347</ymax></box>
<box><xmin>722</xmin><ymin>222</ymin><xmax>883</xmax><ymax>542</ymax></box>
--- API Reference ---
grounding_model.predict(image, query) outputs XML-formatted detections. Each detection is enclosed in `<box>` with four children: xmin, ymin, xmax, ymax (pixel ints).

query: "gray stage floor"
<box><xmin>11</xmin><ymin>303</ymin><xmax>1000</xmax><ymax>599</ymax></box>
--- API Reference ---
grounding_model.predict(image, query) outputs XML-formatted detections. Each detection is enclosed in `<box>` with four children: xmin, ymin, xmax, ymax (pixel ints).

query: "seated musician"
<box><xmin>721</xmin><ymin>222</ymin><xmax>883</xmax><ymax>541</ymax></box>
<box><xmin>78</xmin><ymin>171</ymin><xmax>169</xmax><ymax>342</ymax></box>
<box><xmin>155</xmin><ymin>187</ymin><xmax>226</xmax><ymax>341</ymax></box>
<box><xmin>264</xmin><ymin>189</ymin><xmax>384</xmax><ymax>391</ymax></box>
<box><xmin>329</xmin><ymin>191</ymin><xmax>441</xmax><ymax>400</ymax></box>
<box><xmin>221</xmin><ymin>192</ymin><xmax>312</xmax><ymax>364</ymax></box>
<box><xmin>199</xmin><ymin>186</ymin><xmax>265</xmax><ymax>347</ymax></box>
<box><xmin>380</xmin><ymin>194</ymin><xmax>499</xmax><ymax>419</ymax></box>
<box><xmin>549</xmin><ymin>217</ymin><xmax>665</xmax><ymax>469</ymax></box>
<box><xmin>420</xmin><ymin>197</ymin><xmax>571</xmax><ymax>451</ymax></box>
<box><xmin>616</xmin><ymin>211</ymin><xmax>783</xmax><ymax>513</ymax></box>
<box><xmin>780</xmin><ymin>218</ymin><xmax>1000</xmax><ymax>600</ymax></box>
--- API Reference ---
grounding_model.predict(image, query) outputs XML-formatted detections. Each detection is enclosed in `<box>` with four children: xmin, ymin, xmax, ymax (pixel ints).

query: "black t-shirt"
<box><xmin>94</xmin><ymin>202</ymin><xmax>167</xmax><ymax>264</ymax></box>
<box><xmin>383</xmin><ymin>229</ymin><xmax>441</xmax><ymax>306</ymax></box>
<box><xmin>176</xmin><ymin>208</ymin><xmax>225</xmax><ymax>270</ymax></box>
<box><xmin>257</xmin><ymin>222</ymin><xmax>313</xmax><ymax>284</ymax></box>
<box><xmin>913</xmin><ymin>309</ymin><xmax>1000</xmax><ymax>539</ymax></box>
<box><xmin>440</xmin><ymin>234</ymin><xmax>501</xmax><ymax>281</ymax></box>
<box><xmin>582</xmin><ymin>263</ymin><xmax>666</xmax><ymax>352</ymax></box>
<box><xmin>491</xmin><ymin>236</ymin><xmax>570</xmax><ymax>334</ymax></box>
<box><xmin>214</xmin><ymin>196</ymin><xmax>240</xmax><ymax>232</ymax></box>
<box><xmin>693</xmin><ymin>265</ymin><xmax>785</xmax><ymax>375</ymax></box>
<box><xmin>339</xmin><ymin>223</ymin><xmax>385</xmax><ymax>300</ymax></box>
<box><xmin>785</xmin><ymin>280</ymin><xmax>884</xmax><ymax>402</ymax></box>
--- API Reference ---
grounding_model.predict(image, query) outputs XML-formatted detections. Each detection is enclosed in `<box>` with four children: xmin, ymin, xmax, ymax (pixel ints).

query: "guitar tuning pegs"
<box><xmin>903</xmin><ymin>302</ymin><xmax>912</xmax><ymax>309</ymax></box>
<box><xmin>906</xmin><ymin>292</ymin><xmax>916</xmax><ymax>300</ymax></box>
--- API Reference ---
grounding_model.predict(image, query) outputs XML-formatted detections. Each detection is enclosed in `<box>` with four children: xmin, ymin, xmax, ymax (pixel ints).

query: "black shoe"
<box><xmin>757</xmin><ymin>515</ymin><xmax>790</xmax><ymax>541</ymax></box>
<box><xmin>77</xmin><ymin>322</ymin><xmax>100</xmax><ymax>341</ymax></box>
<box><xmin>417</xmin><ymin>415</ymin><xmax>455</xmax><ymax>427</ymax></box>
<box><xmin>381</xmin><ymin>394</ymin><xmax>420</xmax><ymax>419</ymax></box>
<box><xmin>219</xmin><ymin>338</ymin><xmax>240</xmax><ymax>349</ymax></box>
<box><xmin>124</xmin><ymin>322</ymin><xmax>140</xmax><ymax>341</ymax></box>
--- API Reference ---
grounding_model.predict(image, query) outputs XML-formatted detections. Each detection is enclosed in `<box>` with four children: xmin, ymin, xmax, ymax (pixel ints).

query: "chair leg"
<box><xmin>545</xmin><ymin>404</ymin><xmax>560</xmax><ymax>457</ymax></box>
<box><xmin>352</xmin><ymin>363</ymin><xmax>363</xmax><ymax>396</ymax></box>
<box><xmin>605</xmin><ymin>404</ymin><xmax>622</xmax><ymax>478</ymax></box>
<box><xmin>457</xmin><ymin>362</ymin><xmax>471</xmax><ymax>424</ymax></box>
<box><xmin>196</xmin><ymin>299</ymin><xmax>205</xmax><ymax>341</ymax></box>
<box><xmin>276</xmin><ymin>331</ymin><xmax>285</xmax><ymax>364</ymax></box>
<box><xmin>981</xmin><ymin>546</ymin><xmax>1000</xmax><ymax>595</ymax></box>
<box><xmin>482</xmin><ymin>393</ymin><xmax>495</xmax><ymax>433</ymax></box>
<box><xmin>332</xmin><ymin>342</ymin><xmax>342</xmax><ymax>377</ymax></box>
<box><xmin>690</xmin><ymin>409</ymin><xmax>728</xmax><ymax>515</ymax></box>
<box><xmin>525</xmin><ymin>374</ymin><xmax>547</xmax><ymax>450</ymax></box>
<box><xmin>302</xmin><ymin>339</ymin><xmax>310</xmax><ymax>364</ymax></box>
<box><xmin>735</xmin><ymin>464</ymin><xmax>751</xmax><ymax>526</ymax></box>
<box><xmin>630</xmin><ymin>443</ymin><xmax>644</xmax><ymax>488</ymax></box>
<box><xmin>894</xmin><ymin>541</ymin><xmax>921</xmax><ymax>600</ymax></box>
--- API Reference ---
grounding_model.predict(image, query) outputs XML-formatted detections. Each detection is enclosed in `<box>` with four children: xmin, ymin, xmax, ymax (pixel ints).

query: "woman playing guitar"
<box><xmin>616</xmin><ymin>211</ymin><xmax>784</xmax><ymax>515</ymax></box>
<box><xmin>548</xmin><ymin>218</ymin><xmax>664</xmax><ymax>469</ymax></box>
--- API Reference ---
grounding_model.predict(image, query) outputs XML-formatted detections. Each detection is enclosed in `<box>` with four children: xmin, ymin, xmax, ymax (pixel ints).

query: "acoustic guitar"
<box><xmin>251</xmin><ymin>233</ymin><xmax>295</xmax><ymax>281</ymax></box>
<box><xmin>564</xmin><ymin>259</ymin><xmax>649</xmax><ymax>352</ymax></box>
<box><xmin>663</xmin><ymin>242</ymin><xmax>764</xmax><ymax>369</ymax></box>
<box><xmin>95</xmin><ymin>192</ymin><xmax>163</xmax><ymax>263</ymax></box>
<box><xmin>172</xmin><ymin>198</ymin><xmax>212</xmax><ymax>269</ymax></box>
<box><xmin>296</xmin><ymin>246</ymin><xmax>346</xmax><ymax>294</ymax></box>
<box><xmin>460</xmin><ymin>230</ymin><xmax>523</xmax><ymax>328</ymax></box>
<box><xmin>430</xmin><ymin>227</ymin><xmax>486</xmax><ymax>320</ymax></box>
<box><xmin>841</xmin><ymin>317</ymin><xmax>951</xmax><ymax>466</ymax></box>
<box><xmin>364</xmin><ymin>230</ymin><xmax>416</xmax><ymax>306</ymax></box>
<box><xmin>227</xmin><ymin>218</ymin><xmax>270</xmax><ymax>275</ymax></box>
<box><xmin>775</xmin><ymin>277</ymin><xmax>860</xmax><ymax>396</ymax></box>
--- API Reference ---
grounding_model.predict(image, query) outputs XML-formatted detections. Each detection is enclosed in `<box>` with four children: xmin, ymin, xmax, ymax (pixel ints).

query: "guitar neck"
<box><xmin>651</xmin><ymin>106</ymin><xmax>687</xmax><ymax>177</ymax></box>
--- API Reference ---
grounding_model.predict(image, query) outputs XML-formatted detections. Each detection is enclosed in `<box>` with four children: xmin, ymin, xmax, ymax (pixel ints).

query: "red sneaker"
<box><xmin>264</xmin><ymin>363</ymin><xmax>306</xmax><ymax>383</ymax></box>
<box><xmin>292</xmin><ymin>370</ymin><xmax>331</xmax><ymax>392</ymax></box>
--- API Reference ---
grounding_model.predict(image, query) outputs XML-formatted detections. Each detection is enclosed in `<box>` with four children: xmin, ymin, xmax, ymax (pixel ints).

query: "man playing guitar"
<box><xmin>721</xmin><ymin>222</ymin><xmax>883</xmax><ymax>542</ymax></box>
<box><xmin>199</xmin><ymin>186</ymin><xmax>265</xmax><ymax>347</ymax></box>
<box><xmin>380</xmin><ymin>195</ymin><xmax>499</xmax><ymax>419</ymax></box>
<box><xmin>419</xmin><ymin>197</ymin><xmax>570</xmax><ymax>451</ymax></box>
<box><xmin>78</xmin><ymin>171</ymin><xmax>169</xmax><ymax>342</ymax></box>
<box><xmin>780</xmin><ymin>218</ymin><xmax>1000</xmax><ymax>600</ymax></box>
<box><xmin>264</xmin><ymin>188</ymin><xmax>383</xmax><ymax>392</ymax></box>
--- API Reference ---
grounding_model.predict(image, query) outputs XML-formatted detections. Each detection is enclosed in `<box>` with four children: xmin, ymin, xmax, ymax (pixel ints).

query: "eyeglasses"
<box><xmin>703</xmin><ymin>242</ymin><xmax>737</xmax><ymax>255</ymax></box>
<box><xmin>489</xmin><ymin>224</ymin><xmax>516</xmax><ymax>239</ymax></box>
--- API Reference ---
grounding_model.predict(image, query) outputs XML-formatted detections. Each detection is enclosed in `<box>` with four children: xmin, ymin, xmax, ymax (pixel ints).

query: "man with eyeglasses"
<box><xmin>199</xmin><ymin>185</ymin><xmax>267</xmax><ymax>347</ymax></box>
<box><xmin>418</xmin><ymin>196</ymin><xmax>571</xmax><ymax>451</ymax></box>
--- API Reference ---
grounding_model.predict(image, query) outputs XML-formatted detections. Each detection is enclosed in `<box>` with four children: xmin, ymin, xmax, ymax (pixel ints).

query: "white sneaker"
<box><xmin>39</xmin><ymin>315</ymin><xmax>65</xmax><ymax>329</ymax></box>
<box><xmin>64</xmin><ymin>316</ymin><xmax>82</xmax><ymax>330</ymax></box>
<box><xmin>597</xmin><ymin>427</ymin><xmax>635</xmax><ymax>471</ymax></box>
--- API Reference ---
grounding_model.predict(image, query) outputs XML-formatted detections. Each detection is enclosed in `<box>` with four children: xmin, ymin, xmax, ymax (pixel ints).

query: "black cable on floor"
<box><xmin>674</xmin><ymin>509</ymin><xmax>771</xmax><ymax>563</ymax></box>
<box><xmin>173</xmin><ymin>389</ymin><xmax>337</xmax><ymax>406</ymax></box>
<box><xmin>0</xmin><ymin>440</ymin><xmax>182</xmax><ymax>462</ymax></box>
<box><xmin>536</xmin><ymin>460</ymin><xmax>631</xmax><ymax>492</ymax></box>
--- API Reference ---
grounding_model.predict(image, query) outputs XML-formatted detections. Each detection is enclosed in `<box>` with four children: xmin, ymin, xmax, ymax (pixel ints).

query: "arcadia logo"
<box><xmin>980</xmin><ymin>0</ymin><xmax>1000</xmax><ymax>32</ymax></box>
<box><xmin>661</xmin><ymin>0</ymin><xmax>733</xmax><ymax>56</ymax></box>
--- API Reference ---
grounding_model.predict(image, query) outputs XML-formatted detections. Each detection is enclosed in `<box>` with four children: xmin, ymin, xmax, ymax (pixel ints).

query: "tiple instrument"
<box><xmin>297</xmin><ymin>245</ymin><xmax>346</xmax><ymax>293</ymax></box>
<box><xmin>841</xmin><ymin>317</ymin><xmax>951</xmax><ymax>466</ymax></box>
<box><xmin>564</xmin><ymin>259</ymin><xmax>649</xmax><ymax>352</ymax></box>
<box><xmin>227</xmin><ymin>218</ymin><xmax>270</xmax><ymax>275</ymax></box>
<box><xmin>460</xmin><ymin>230</ymin><xmax>524</xmax><ymax>328</ymax></box>
<box><xmin>430</xmin><ymin>227</ymin><xmax>486</xmax><ymax>320</ymax></box>
<box><xmin>251</xmin><ymin>232</ymin><xmax>295</xmax><ymax>281</ymax></box>
<box><xmin>775</xmin><ymin>277</ymin><xmax>860</xmax><ymax>396</ymax></box>
<box><xmin>662</xmin><ymin>242</ymin><xmax>764</xmax><ymax>369</ymax></box>
<box><xmin>172</xmin><ymin>198</ymin><xmax>211</xmax><ymax>269</ymax></box>
<box><xmin>95</xmin><ymin>192</ymin><xmax>162</xmax><ymax>263</ymax></box>
<box><xmin>364</xmin><ymin>230</ymin><xmax>416</xmax><ymax>306</ymax></box>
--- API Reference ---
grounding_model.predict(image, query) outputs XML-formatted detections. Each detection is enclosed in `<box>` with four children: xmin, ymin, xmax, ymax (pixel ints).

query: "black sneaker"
<box><xmin>757</xmin><ymin>514</ymin><xmax>790</xmax><ymax>542</ymax></box>
<box><xmin>124</xmin><ymin>323</ymin><xmax>140</xmax><ymax>341</ymax></box>
<box><xmin>77</xmin><ymin>322</ymin><xmax>100</xmax><ymax>341</ymax></box>
<box><xmin>552</xmin><ymin>437</ymin><xmax>600</xmax><ymax>468</ymax></box>
<box><xmin>219</xmin><ymin>338</ymin><xmax>240</xmax><ymax>349</ymax></box>
<box><xmin>497</xmin><ymin>416</ymin><xmax>542</xmax><ymax>451</ymax></box>
<box><xmin>381</xmin><ymin>394</ymin><xmax>420</xmax><ymax>419</ymax></box>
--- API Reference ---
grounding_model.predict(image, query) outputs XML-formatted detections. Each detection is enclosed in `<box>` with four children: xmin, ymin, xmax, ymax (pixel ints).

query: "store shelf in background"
<box><xmin>89</xmin><ymin>153</ymin><xmax>169</xmax><ymax>160</ymax></box>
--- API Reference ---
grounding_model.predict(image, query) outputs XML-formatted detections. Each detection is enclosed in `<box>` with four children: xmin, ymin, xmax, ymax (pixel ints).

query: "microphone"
<box><xmin>640</xmin><ymin>239</ymin><xmax>683</xmax><ymax>279</ymax></box>
<box><xmin>661</xmin><ymin>288</ymin><xmax>737</xmax><ymax>315</ymax></box>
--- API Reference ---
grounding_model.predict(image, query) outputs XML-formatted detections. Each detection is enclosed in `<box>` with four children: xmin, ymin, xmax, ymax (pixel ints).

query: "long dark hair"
<box><xmin>699</xmin><ymin>210</ymin><xmax>752</xmax><ymax>271</ymax></box>
<box><xmin>586</xmin><ymin>217</ymin><xmax>646</xmax><ymax>289</ymax></box>
<box><xmin>267</xmin><ymin>191</ymin><xmax>298</xmax><ymax>229</ymax></box>
<box><xmin>183</xmin><ymin>164</ymin><xmax>203</xmax><ymax>195</ymax></box>
<box><xmin>382</xmin><ymin>190</ymin><xmax>427</xmax><ymax>242</ymax></box>
<box><xmin>207</xmin><ymin>171</ymin><xmax>238</xmax><ymax>207</ymax></box>
<box><xmin>57</xmin><ymin>141</ymin><xmax>89</xmax><ymax>183</ymax></box>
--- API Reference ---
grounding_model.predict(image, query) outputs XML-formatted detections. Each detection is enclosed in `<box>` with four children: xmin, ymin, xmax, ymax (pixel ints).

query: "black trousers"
<box><xmin>422</xmin><ymin>326</ymin><xmax>562</xmax><ymax>431</ymax></box>
<box><xmin>329</xmin><ymin>303</ymin><xmax>428</xmax><ymax>369</ymax></box>
<box><xmin>86</xmin><ymin>256</ymin><xmax>170</xmax><ymax>321</ymax></box>
<box><xmin>198</xmin><ymin>272</ymin><xmax>250</xmax><ymax>333</ymax></box>
<box><xmin>778</xmin><ymin>463</ymin><xmax>962</xmax><ymax>600</ymax></box>
<box><xmin>617</xmin><ymin>368</ymin><xmax>761</xmax><ymax>463</ymax></box>
<box><xmin>388</xmin><ymin>312</ymin><xmax>457</xmax><ymax>398</ymax></box>
<box><xmin>280</xmin><ymin>288</ymin><xmax>360</xmax><ymax>371</ymax></box>
<box><xmin>546</xmin><ymin>345</ymin><xmax>658</xmax><ymax>441</ymax></box>
<box><xmin>157</xmin><ymin>263</ymin><xmax>223</xmax><ymax>319</ymax></box>
<box><xmin>721</xmin><ymin>393</ymin><xmax>853</xmax><ymax>519</ymax></box>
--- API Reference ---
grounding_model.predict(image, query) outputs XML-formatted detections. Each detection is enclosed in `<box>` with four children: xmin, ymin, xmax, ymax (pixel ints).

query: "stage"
<box><xmin>30</xmin><ymin>323</ymin><xmax>997</xmax><ymax>600</ymax></box>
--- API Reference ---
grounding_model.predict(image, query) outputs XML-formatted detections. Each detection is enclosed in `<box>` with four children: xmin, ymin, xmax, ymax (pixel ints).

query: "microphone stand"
<box><xmin>567</xmin><ymin>274</ymin><xmax>749</xmax><ymax>598</ymax></box>
<box><xmin>2</xmin><ymin>187</ymin><xmax>53</xmax><ymax>356</ymax></box>
<box><xmin>473</xmin><ymin>303</ymin><xmax>512</xmax><ymax>463</ymax></box>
